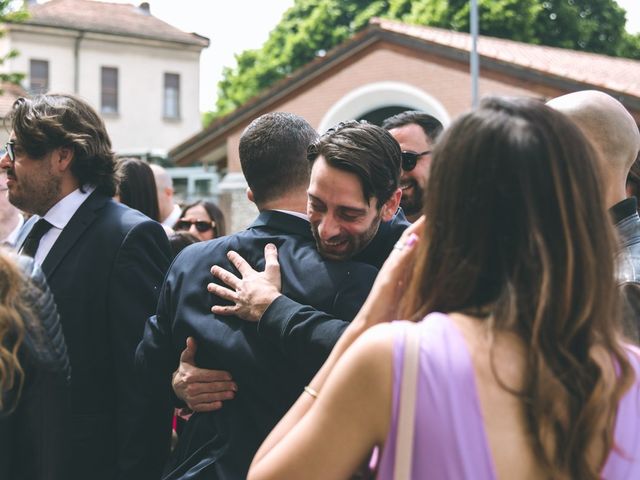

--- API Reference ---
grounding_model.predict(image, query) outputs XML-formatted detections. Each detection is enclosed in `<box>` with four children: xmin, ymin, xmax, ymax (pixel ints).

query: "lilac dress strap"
<box><xmin>377</xmin><ymin>313</ymin><xmax>496</xmax><ymax>479</ymax></box>
<box><xmin>601</xmin><ymin>345</ymin><xmax>640</xmax><ymax>479</ymax></box>
<box><xmin>376</xmin><ymin>313</ymin><xmax>640</xmax><ymax>479</ymax></box>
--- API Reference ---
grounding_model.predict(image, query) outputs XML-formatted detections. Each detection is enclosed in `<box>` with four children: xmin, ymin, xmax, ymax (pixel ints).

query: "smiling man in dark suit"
<box><xmin>137</xmin><ymin>112</ymin><xmax>379</xmax><ymax>479</ymax></box>
<box><xmin>1</xmin><ymin>94</ymin><xmax>172</xmax><ymax>480</ymax></box>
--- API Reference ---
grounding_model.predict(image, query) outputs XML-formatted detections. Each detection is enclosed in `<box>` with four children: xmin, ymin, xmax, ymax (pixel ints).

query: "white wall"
<box><xmin>6</xmin><ymin>29</ymin><xmax>76</xmax><ymax>92</ymax></box>
<box><xmin>2</xmin><ymin>26</ymin><xmax>203</xmax><ymax>154</ymax></box>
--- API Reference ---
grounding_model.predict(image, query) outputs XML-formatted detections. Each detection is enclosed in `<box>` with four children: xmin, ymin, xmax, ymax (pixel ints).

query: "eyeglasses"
<box><xmin>401</xmin><ymin>150</ymin><xmax>431</xmax><ymax>172</ymax></box>
<box><xmin>4</xmin><ymin>141</ymin><xmax>15</xmax><ymax>163</ymax></box>
<box><xmin>175</xmin><ymin>219</ymin><xmax>216</xmax><ymax>234</ymax></box>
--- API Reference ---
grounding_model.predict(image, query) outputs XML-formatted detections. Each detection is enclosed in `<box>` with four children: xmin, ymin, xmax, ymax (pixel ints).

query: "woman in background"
<box><xmin>247</xmin><ymin>98</ymin><xmax>639</xmax><ymax>479</ymax></box>
<box><xmin>0</xmin><ymin>250</ymin><xmax>70</xmax><ymax>479</ymax></box>
<box><xmin>116</xmin><ymin>157</ymin><xmax>161</xmax><ymax>222</ymax></box>
<box><xmin>174</xmin><ymin>200</ymin><xmax>226</xmax><ymax>242</ymax></box>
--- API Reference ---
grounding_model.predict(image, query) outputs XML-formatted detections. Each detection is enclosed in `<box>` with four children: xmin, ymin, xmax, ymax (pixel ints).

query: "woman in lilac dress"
<box><xmin>247</xmin><ymin>97</ymin><xmax>640</xmax><ymax>479</ymax></box>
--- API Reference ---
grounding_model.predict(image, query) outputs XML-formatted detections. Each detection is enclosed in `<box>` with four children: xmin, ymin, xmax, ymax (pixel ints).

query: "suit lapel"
<box><xmin>41</xmin><ymin>191</ymin><xmax>108</xmax><ymax>278</ymax></box>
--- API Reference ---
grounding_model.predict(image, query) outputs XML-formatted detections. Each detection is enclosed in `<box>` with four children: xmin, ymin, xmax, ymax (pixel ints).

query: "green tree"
<box><xmin>0</xmin><ymin>1</ymin><xmax>28</xmax><ymax>88</ymax></box>
<box><xmin>619</xmin><ymin>32</ymin><xmax>640</xmax><ymax>59</ymax></box>
<box><xmin>207</xmin><ymin>0</ymin><xmax>637</xmax><ymax>124</ymax></box>
<box><xmin>533</xmin><ymin>0</ymin><xmax>627</xmax><ymax>53</ymax></box>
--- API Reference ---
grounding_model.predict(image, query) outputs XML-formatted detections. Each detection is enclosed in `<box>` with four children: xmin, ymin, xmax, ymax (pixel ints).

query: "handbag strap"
<box><xmin>393</xmin><ymin>324</ymin><xmax>421</xmax><ymax>480</ymax></box>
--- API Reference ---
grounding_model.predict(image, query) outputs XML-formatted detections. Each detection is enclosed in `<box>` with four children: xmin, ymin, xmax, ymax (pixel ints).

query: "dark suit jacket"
<box><xmin>258</xmin><ymin>208</ymin><xmax>410</xmax><ymax>364</ymax></box>
<box><xmin>354</xmin><ymin>208</ymin><xmax>410</xmax><ymax>269</ymax></box>
<box><xmin>19</xmin><ymin>191</ymin><xmax>172</xmax><ymax>480</ymax></box>
<box><xmin>137</xmin><ymin>210</ymin><xmax>378</xmax><ymax>480</ymax></box>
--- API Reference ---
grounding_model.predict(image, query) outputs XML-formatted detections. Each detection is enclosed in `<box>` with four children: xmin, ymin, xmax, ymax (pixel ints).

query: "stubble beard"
<box><xmin>9</xmin><ymin>171</ymin><xmax>62</xmax><ymax>217</ymax></box>
<box><xmin>400</xmin><ymin>178</ymin><xmax>424</xmax><ymax>218</ymax></box>
<box><xmin>311</xmin><ymin>212</ymin><xmax>382</xmax><ymax>262</ymax></box>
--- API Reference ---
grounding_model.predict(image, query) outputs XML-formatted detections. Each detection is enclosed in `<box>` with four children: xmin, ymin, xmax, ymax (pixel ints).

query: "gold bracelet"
<box><xmin>304</xmin><ymin>385</ymin><xmax>318</xmax><ymax>399</ymax></box>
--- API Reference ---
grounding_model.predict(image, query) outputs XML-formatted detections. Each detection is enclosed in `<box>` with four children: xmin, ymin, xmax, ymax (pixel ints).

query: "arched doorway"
<box><xmin>358</xmin><ymin>106</ymin><xmax>410</xmax><ymax>126</ymax></box>
<box><xmin>318</xmin><ymin>81</ymin><xmax>450</xmax><ymax>132</ymax></box>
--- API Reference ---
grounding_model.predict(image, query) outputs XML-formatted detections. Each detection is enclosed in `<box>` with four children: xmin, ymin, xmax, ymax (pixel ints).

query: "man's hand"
<box><xmin>207</xmin><ymin>243</ymin><xmax>282</xmax><ymax>322</ymax></box>
<box><xmin>172</xmin><ymin>337</ymin><xmax>237</xmax><ymax>412</ymax></box>
<box><xmin>351</xmin><ymin>217</ymin><xmax>424</xmax><ymax>330</ymax></box>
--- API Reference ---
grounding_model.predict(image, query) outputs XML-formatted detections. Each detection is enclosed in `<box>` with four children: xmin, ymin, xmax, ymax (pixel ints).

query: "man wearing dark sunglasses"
<box><xmin>382</xmin><ymin>111</ymin><xmax>444</xmax><ymax>222</ymax></box>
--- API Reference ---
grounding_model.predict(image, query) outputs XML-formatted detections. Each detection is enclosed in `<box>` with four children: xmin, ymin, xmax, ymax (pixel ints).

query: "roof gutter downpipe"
<box><xmin>470</xmin><ymin>0</ymin><xmax>479</xmax><ymax>109</ymax></box>
<box><xmin>74</xmin><ymin>31</ymin><xmax>85</xmax><ymax>94</ymax></box>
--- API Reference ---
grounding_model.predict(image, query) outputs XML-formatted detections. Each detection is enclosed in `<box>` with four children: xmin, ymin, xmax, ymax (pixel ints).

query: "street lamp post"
<box><xmin>470</xmin><ymin>0</ymin><xmax>479</xmax><ymax>108</ymax></box>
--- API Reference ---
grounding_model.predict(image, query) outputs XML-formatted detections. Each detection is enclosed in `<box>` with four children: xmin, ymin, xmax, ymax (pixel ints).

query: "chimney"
<box><xmin>139</xmin><ymin>2</ymin><xmax>150</xmax><ymax>15</ymax></box>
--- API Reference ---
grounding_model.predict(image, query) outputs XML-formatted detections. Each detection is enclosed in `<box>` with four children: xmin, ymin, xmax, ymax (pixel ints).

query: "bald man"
<box><xmin>150</xmin><ymin>164</ymin><xmax>181</xmax><ymax>228</ymax></box>
<box><xmin>548</xmin><ymin>90</ymin><xmax>640</xmax><ymax>340</ymax></box>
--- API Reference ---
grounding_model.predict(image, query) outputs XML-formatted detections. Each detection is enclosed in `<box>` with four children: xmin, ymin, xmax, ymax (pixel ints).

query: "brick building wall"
<box><xmin>223</xmin><ymin>41</ymin><xmax>563</xmax><ymax>177</ymax></box>
<box><xmin>216</xmin><ymin>41</ymin><xmax>572</xmax><ymax>231</ymax></box>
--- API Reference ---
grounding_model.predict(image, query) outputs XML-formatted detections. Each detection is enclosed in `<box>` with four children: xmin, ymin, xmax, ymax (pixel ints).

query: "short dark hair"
<box><xmin>8</xmin><ymin>94</ymin><xmax>117</xmax><ymax>196</ymax></box>
<box><xmin>239</xmin><ymin>112</ymin><xmax>317</xmax><ymax>205</ymax></box>
<box><xmin>116</xmin><ymin>157</ymin><xmax>160</xmax><ymax>222</ymax></box>
<box><xmin>381</xmin><ymin>110</ymin><xmax>444</xmax><ymax>144</ymax></box>
<box><xmin>307</xmin><ymin>121</ymin><xmax>401</xmax><ymax>208</ymax></box>
<box><xmin>177</xmin><ymin>200</ymin><xmax>226</xmax><ymax>237</ymax></box>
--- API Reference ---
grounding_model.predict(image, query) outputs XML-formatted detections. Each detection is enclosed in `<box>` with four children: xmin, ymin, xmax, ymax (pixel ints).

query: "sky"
<box><xmin>35</xmin><ymin>0</ymin><xmax>640</xmax><ymax>113</ymax></box>
<box><xmin>92</xmin><ymin>0</ymin><xmax>295</xmax><ymax>112</ymax></box>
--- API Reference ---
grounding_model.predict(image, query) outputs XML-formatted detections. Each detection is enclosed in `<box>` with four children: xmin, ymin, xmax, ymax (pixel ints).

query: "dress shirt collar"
<box><xmin>43</xmin><ymin>185</ymin><xmax>96</xmax><ymax>230</ymax></box>
<box><xmin>273</xmin><ymin>209</ymin><xmax>309</xmax><ymax>221</ymax></box>
<box><xmin>163</xmin><ymin>203</ymin><xmax>182</xmax><ymax>228</ymax></box>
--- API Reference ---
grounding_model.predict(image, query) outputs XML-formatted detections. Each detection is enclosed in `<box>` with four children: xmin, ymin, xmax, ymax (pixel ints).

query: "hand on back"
<box><xmin>172</xmin><ymin>337</ymin><xmax>237</xmax><ymax>412</ymax></box>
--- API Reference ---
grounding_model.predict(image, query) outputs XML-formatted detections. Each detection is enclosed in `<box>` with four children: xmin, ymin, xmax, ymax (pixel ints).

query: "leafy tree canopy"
<box><xmin>0</xmin><ymin>0</ymin><xmax>29</xmax><ymax>88</ymax></box>
<box><xmin>205</xmin><ymin>0</ymin><xmax>639</xmax><ymax>125</ymax></box>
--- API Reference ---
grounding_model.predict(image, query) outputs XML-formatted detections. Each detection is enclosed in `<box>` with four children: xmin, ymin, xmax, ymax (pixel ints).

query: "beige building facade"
<box><xmin>0</xmin><ymin>0</ymin><xmax>208</xmax><ymax>155</ymax></box>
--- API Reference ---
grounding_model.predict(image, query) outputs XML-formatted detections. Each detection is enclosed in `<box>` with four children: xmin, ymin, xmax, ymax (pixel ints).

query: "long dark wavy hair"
<box><xmin>116</xmin><ymin>157</ymin><xmax>161</xmax><ymax>222</ymax></box>
<box><xmin>0</xmin><ymin>251</ymin><xmax>28</xmax><ymax>411</ymax></box>
<box><xmin>401</xmin><ymin>97</ymin><xmax>634</xmax><ymax>479</ymax></box>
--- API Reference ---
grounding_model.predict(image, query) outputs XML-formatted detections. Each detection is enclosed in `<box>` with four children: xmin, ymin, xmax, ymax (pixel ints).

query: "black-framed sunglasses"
<box><xmin>401</xmin><ymin>150</ymin><xmax>431</xmax><ymax>172</ymax></box>
<box><xmin>175</xmin><ymin>219</ymin><xmax>217</xmax><ymax>234</ymax></box>
<box><xmin>4</xmin><ymin>141</ymin><xmax>15</xmax><ymax>163</ymax></box>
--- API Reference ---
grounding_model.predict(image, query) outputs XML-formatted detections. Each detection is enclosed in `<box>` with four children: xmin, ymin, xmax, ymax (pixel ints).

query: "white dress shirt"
<box><xmin>274</xmin><ymin>209</ymin><xmax>309</xmax><ymax>221</ymax></box>
<box><xmin>162</xmin><ymin>203</ymin><xmax>182</xmax><ymax>228</ymax></box>
<box><xmin>4</xmin><ymin>213</ymin><xmax>24</xmax><ymax>247</ymax></box>
<box><xmin>34</xmin><ymin>186</ymin><xmax>95</xmax><ymax>266</ymax></box>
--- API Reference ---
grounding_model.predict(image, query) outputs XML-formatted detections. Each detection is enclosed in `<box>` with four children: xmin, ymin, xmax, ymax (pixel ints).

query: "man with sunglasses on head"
<box><xmin>382</xmin><ymin>111</ymin><xmax>444</xmax><ymax>223</ymax></box>
<box><xmin>1</xmin><ymin>94</ymin><xmax>172</xmax><ymax>480</ymax></box>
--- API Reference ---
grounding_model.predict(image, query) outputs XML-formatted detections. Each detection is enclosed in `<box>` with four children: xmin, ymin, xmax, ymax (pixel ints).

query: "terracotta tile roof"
<box><xmin>0</xmin><ymin>82</ymin><xmax>26</xmax><ymax>118</ymax></box>
<box><xmin>372</xmin><ymin>17</ymin><xmax>640</xmax><ymax>98</ymax></box>
<box><xmin>23</xmin><ymin>0</ymin><xmax>209</xmax><ymax>47</ymax></box>
<box><xmin>169</xmin><ymin>18</ymin><xmax>640</xmax><ymax>165</ymax></box>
